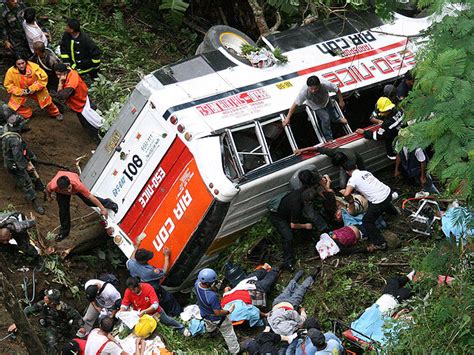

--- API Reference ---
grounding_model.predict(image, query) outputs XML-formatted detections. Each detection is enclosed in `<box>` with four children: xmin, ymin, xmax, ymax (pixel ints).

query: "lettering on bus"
<box><xmin>196</xmin><ymin>88</ymin><xmax>270</xmax><ymax>116</ymax></box>
<box><xmin>322</xmin><ymin>49</ymin><xmax>416</xmax><ymax>87</ymax></box>
<box><xmin>152</xmin><ymin>189</ymin><xmax>192</xmax><ymax>251</ymax></box>
<box><xmin>316</xmin><ymin>31</ymin><xmax>376</xmax><ymax>55</ymax></box>
<box><xmin>138</xmin><ymin>167</ymin><xmax>166</xmax><ymax>208</ymax></box>
<box><xmin>123</xmin><ymin>154</ymin><xmax>143</xmax><ymax>181</ymax></box>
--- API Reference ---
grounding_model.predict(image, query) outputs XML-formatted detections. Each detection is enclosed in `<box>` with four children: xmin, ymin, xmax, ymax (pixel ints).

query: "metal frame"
<box><xmin>305</xmin><ymin>106</ymin><xmax>327</xmax><ymax>143</ymax></box>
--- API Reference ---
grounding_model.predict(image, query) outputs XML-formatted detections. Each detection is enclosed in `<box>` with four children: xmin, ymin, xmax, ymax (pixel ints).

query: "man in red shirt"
<box><xmin>54</xmin><ymin>63</ymin><xmax>103</xmax><ymax>138</ymax></box>
<box><xmin>46</xmin><ymin>170</ymin><xmax>118</xmax><ymax>241</ymax></box>
<box><xmin>120</xmin><ymin>277</ymin><xmax>187</xmax><ymax>334</ymax></box>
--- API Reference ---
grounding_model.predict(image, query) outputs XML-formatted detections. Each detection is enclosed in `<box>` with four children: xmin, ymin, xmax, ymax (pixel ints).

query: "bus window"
<box><xmin>228</xmin><ymin>124</ymin><xmax>269</xmax><ymax>174</ymax></box>
<box><xmin>289</xmin><ymin>110</ymin><xmax>322</xmax><ymax>148</ymax></box>
<box><xmin>222</xmin><ymin>135</ymin><xmax>241</xmax><ymax>180</ymax></box>
<box><xmin>261</xmin><ymin>117</ymin><xmax>294</xmax><ymax>161</ymax></box>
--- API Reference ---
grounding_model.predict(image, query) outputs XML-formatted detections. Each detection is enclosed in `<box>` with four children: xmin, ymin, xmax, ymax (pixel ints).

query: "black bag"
<box><xmin>98</xmin><ymin>273</ymin><xmax>119</xmax><ymax>289</ymax></box>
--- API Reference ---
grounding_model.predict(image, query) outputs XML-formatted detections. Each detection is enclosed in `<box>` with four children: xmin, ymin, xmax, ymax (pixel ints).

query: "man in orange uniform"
<box><xmin>55</xmin><ymin>63</ymin><xmax>102</xmax><ymax>137</ymax></box>
<box><xmin>3</xmin><ymin>55</ymin><xmax>62</xmax><ymax>120</ymax></box>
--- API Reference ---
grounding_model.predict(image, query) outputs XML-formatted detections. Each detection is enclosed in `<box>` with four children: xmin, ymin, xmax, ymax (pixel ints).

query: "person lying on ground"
<box><xmin>119</xmin><ymin>277</ymin><xmax>187</xmax><ymax>335</ymax></box>
<box><xmin>195</xmin><ymin>268</ymin><xmax>240</xmax><ymax>354</ymax></box>
<box><xmin>46</xmin><ymin>171</ymin><xmax>118</xmax><ymax>241</ymax></box>
<box><xmin>240</xmin><ymin>325</ymin><xmax>297</xmax><ymax>355</ymax></box>
<box><xmin>350</xmin><ymin>272</ymin><xmax>416</xmax><ymax>346</ymax></box>
<box><xmin>268</xmin><ymin>269</ymin><xmax>319</xmax><ymax>336</ymax></box>
<box><xmin>294</xmin><ymin>146</ymin><xmax>366</xmax><ymax>188</ymax></box>
<box><xmin>127</xmin><ymin>240</ymin><xmax>182</xmax><ymax>317</ymax></box>
<box><xmin>77</xmin><ymin>278</ymin><xmax>122</xmax><ymax>337</ymax></box>
<box><xmin>286</xmin><ymin>317</ymin><xmax>342</xmax><ymax>355</ymax></box>
<box><xmin>221</xmin><ymin>263</ymin><xmax>280</xmax><ymax>327</ymax></box>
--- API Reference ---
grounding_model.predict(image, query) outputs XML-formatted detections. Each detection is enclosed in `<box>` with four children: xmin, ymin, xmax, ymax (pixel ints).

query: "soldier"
<box><xmin>1</xmin><ymin>115</ymin><xmax>45</xmax><ymax>214</ymax></box>
<box><xmin>0</xmin><ymin>211</ymin><xmax>39</xmax><ymax>260</ymax></box>
<box><xmin>23</xmin><ymin>289</ymin><xmax>84</xmax><ymax>354</ymax></box>
<box><xmin>0</xmin><ymin>0</ymin><xmax>30</xmax><ymax>59</ymax></box>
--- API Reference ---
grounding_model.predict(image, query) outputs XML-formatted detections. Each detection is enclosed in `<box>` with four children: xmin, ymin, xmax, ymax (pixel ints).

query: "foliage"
<box><xmin>241</xmin><ymin>43</ymin><xmax>289</xmax><ymax>64</ymax></box>
<box><xmin>399</xmin><ymin>2</ymin><xmax>473</xmax><ymax>203</ymax></box>
<box><xmin>386</xmin><ymin>243</ymin><xmax>474</xmax><ymax>353</ymax></box>
<box><xmin>43</xmin><ymin>255</ymin><xmax>81</xmax><ymax>298</ymax></box>
<box><xmin>34</xmin><ymin>0</ymin><xmax>197</xmax><ymax>136</ymax></box>
<box><xmin>159</xmin><ymin>0</ymin><xmax>190</xmax><ymax>25</ymax></box>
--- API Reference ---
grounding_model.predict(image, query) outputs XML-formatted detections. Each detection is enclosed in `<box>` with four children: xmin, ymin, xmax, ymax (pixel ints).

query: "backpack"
<box><xmin>98</xmin><ymin>273</ymin><xmax>119</xmax><ymax>289</ymax></box>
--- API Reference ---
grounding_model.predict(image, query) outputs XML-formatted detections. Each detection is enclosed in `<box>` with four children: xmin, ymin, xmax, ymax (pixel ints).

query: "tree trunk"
<box><xmin>0</xmin><ymin>256</ymin><xmax>46</xmax><ymax>355</ymax></box>
<box><xmin>247</xmin><ymin>0</ymin><xmax>270</xmax><ymax>35</ymax></box>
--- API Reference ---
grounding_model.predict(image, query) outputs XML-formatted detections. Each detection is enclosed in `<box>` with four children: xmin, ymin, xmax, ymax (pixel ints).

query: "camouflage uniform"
<box><xmin>0</xmin><ymin>1</ymin><xmax>30</xmax><ymax>59</ymax></box>
<box><xmin>0</xmin><ymin>211</ymin><xmax>38</xmax><ymax>258</ymax></box>
<box><xmin>1</xmin><ymin>125</ymin><xmax>44</xmax><ymax>202</ymax></box>
<box><xmin>25</xmin><ymin>299</ymin><xmax>83</xmax><ymax>353</ymax></box>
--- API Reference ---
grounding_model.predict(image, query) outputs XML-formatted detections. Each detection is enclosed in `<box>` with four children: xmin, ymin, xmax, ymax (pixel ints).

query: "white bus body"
<box><xmin>81</xmin><ymin>10</ymin><xmax>452</xmax><ymax>289</ymax></box>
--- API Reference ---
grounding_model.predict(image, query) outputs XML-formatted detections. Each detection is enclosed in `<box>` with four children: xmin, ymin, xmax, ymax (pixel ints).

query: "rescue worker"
<box><xmin>395</xmin><ymin>146</ymin><xmax>439</xmax><ymax>194</ymax></box>
<box><xmin>3</xmin><ymin>54</ymin><xmax>63</xmax><ymax>120</ymax></box>
<box><xmin>343</xmin><ymin>161</ymin><xmax>399</xmax><ymax>252</ymax></box>
<box><xmin>46</xmin><ymin>171</ymin><xmax>118</xmax><ymax>241</ymax></box>
<box><xmin>31</xmin><ymin>41</ymin><xmax>60</xmax><ymax>93</ymax></box>
<box><xmin>356</xmin><ymin>97</ymin><xmax>404</xmax><ymax>160</ymax></box>
<box><xmin>267</xmin><ymin>187</ymin><xmax>322</xmax><ymax>271</ymax></box>
<box><xmin>22</xmin><ymin>289</ymin><xmax>84</xmax><ymax>354</ymax></box>
<box><xmin>31</xmin><ymin>41</ymin><xmax>64</xmax><ymax>112</ymax></box>
<box><xmin>0</xmin><ymin>211</ymin><xmax>39</xmax><ymax>260</ymax></box>
<box><xmin>59</xmin><ymin>18</ymin><xmax>101</xmax><ymax>80</ymax></box>
<box><xmin>397</xmin><ymin>70</ymin><xmax>414</xmax><ymax>100</ymax></box>
<box><xmin>54</xmin><ymin>63</ymin><xmax>103</xmax><ymax>137</ymax></box>
<box><xmin>283</xmin><ymin>75</ymin><xmax>346</xmax><ymax>141</ymax></box>
<box><xmin>0</xmin><ymin>0</ymin><xmax>30</xmax><ymax>59</ymax></box>
<box><xmin>295</xmin><ymin>146</ymin><xmax>366</xmax><ymax>187</ymax></box>
<box><xmin>195</xmin><ymin>268</ymin><xmax>239</xmax><ymax>354</ymax></box>
<box><xmin>1</xmin><ymin>115</ymin><xmax>45</xmax><ymax>214</ymax></box>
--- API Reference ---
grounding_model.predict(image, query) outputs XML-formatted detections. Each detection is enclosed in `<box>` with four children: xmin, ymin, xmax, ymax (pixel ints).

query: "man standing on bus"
<box><xmin>283</xmin><ymin>75</ymin><xmax>346</xmax><ymax>141</ymax></box>
<box><xmin>46</xmin><ymin>171</ymin><xmax>118</xmax><ymax>241</ymax></box>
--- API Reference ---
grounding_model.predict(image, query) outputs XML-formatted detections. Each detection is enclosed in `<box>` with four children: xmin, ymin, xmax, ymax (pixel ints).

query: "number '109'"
<box><xmin>123</xmin><ymin>154</ymin><xmax>143</xmax><ymax>181</ymax></box>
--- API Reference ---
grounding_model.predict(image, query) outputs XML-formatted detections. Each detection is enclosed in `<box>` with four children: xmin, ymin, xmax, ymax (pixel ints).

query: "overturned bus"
<box><xmin>80</xmin><ymin>10</ymin><xmax>449</xmax><ymax>290</ymax></box>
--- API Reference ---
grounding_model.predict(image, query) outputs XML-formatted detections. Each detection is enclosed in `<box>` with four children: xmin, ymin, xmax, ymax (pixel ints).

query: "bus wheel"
<box><xmin>198</xmin><ymin>25</ymin><xmax>257</xmax><ymax>63</ymax></box>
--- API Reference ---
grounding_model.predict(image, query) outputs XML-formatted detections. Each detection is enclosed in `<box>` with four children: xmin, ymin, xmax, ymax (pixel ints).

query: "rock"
<box><xmin>383</xmin><ymin>230</ymin><xmax>401</xmax><ymax>249</ymax></box>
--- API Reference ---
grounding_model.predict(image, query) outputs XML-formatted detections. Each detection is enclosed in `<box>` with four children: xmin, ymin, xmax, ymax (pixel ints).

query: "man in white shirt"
<box><xmin>343</xmin><ymin>161</ymin><xmax>399</xmax><ymax>251</ymax></box>
<box><xmin>78</xmin><ymin>278</ymin><xmax>122</xmax><ymax>336</ymax></box>
<box><xmin>283</xmin><ymin>75</ymin><xmax>347</xmax><ymax>141</ymax></box>
<box><xmin>22</xmin><ymin>8</ymin><xmax>48</xmax><ymax>53</ymax></box>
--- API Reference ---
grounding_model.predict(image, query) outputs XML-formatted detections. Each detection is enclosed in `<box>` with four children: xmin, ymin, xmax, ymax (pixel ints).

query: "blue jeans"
<box><xmin>158</xmin><ymin>308</ymin><xmax>184</xmax><ymax>332</ymax></box>
<box><xmin>272</xmin><ymin>271</ymin><xmax>314</xmax><ymax>307</ymax></box>
<box><xmin>315</xmin><ymin>102</ymin><xmax>340</xmax><ymax>141</ymax></box>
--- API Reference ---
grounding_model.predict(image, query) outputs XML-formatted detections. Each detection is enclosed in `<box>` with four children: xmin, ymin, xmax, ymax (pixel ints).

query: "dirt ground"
<box><xmin>0</xmin><ymin>80</ymin><xmax>101</xmax><ymax>353</ymax></box>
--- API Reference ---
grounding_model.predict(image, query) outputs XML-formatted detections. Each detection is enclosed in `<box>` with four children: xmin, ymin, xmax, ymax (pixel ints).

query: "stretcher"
<box><xmin>332</xmin><ymin>319</ymin><xmax>382</xmax><ymax>354</ymax></box>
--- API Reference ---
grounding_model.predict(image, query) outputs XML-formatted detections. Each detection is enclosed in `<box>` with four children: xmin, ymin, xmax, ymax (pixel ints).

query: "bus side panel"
<box><xmin>131</xmin><ymin>157</ymin><xmax>214</xmax><ymax>270</ymax></box>
<box><xmin>119</xmin><ymin>139</ymin><xmax>190</xmax><ymax>235</ymax></box>
<box><xmin>164</xmin><ymin>200</ymin><xmax>230</xmax><ymax>288</ymax></box>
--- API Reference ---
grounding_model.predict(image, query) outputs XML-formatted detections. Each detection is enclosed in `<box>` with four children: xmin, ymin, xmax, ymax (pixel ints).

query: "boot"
<box><xmin>32</xmin><ymin>199</ymin><xmax>45</xmax><ymax>215</ymax></box>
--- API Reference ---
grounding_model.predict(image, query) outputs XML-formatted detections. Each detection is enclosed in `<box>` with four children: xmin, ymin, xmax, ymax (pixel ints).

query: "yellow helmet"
<box><xmin>134</xmin><ymin>314</ymin><xmax>157</xmax><ymax>338</ymax></box>
<box><xmin>376</xmin><ymin>97</ymin><xmax>395</xmax><ymax>112</ymax></box>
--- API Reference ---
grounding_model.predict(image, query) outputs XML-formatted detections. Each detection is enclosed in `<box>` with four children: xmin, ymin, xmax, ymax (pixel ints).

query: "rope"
<box><xmin>0</xmin><ymin>332</ymin><xmax>14</xmax><ymax>341</ymax></box>
<box><xmin>21</xmin><ymin>259</ymin><xmax>44</xmax><ymax>305</ymax></box>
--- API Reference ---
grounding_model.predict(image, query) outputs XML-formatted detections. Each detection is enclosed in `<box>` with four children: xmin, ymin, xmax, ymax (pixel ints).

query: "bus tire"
<box><xmin>201</xmin><ymin>25</ymin><xmax>256</xmax><ymax>63</ymax></box>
